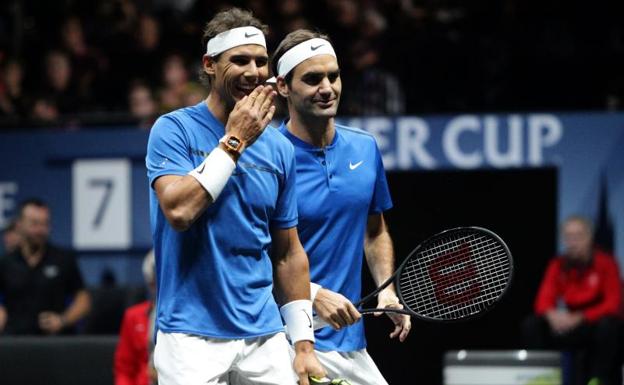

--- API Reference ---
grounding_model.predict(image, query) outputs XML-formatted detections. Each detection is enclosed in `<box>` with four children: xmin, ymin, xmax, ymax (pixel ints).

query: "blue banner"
<box><xmin>1</xmin><ymin>112</ymin><xmax>622</xmax><ymax>284</ymax></box>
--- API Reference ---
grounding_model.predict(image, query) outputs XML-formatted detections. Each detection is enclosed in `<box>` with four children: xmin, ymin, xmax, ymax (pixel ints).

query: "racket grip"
<box><xmin>309</xmin><ymin>376</ymin><xmax>352</xmax><ymax>385</ymax></box>
<box><xmin>309</xmin><ymin>376</ymin><xmax>332</xmax><ymax>385</ymax></box>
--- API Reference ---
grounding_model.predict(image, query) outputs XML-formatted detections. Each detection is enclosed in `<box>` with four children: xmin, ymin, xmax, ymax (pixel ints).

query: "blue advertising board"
<box><xmin>0</xmin><ymin>112</ymin><xmax>622</xmax><ymax>284</ymax></box>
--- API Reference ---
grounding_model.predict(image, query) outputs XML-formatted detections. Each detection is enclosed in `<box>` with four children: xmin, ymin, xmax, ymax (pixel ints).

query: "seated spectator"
<box><xmin>522</xmin><ymin>215</ymin><xmax>622</xmax><ymax>385</ymax></box>
<box><xmin>157</xmin><ymin>53</ymin><xmax>203</xmax><ymax>112</ymax></box>
<box><xmin>114</xmin><ymin>249</ymin><xmax>157</xmax><ymax>385</ymax></box>
<box><xmin>128</xmin><ymin>81</ymin><xmax>158</xmax><ymax>129</ymax></box>
<box><xmin>0</xmin><ymin>198</ymin><xmax>91</xmax><ymax>335</ymax></box>
<box><xmin>1</xmin><ymin>219</ymin><xmax>21</xmax><ymax>255</ymax></box>
<box><xmin>0</xmin><ymin>58</ymin><xmax>28</xmax><ymax>118</ymax></box>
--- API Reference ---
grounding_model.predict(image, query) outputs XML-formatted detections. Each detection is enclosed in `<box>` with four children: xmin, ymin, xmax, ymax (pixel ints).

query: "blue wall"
<box><xmin>1</xmin><ymin>112</ymin><xmax>622</xmax><ymax>285</ymax></box>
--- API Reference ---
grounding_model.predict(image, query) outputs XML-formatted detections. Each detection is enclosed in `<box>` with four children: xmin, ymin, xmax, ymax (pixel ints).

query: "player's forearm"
<box><xmin>274</xmin><ymin>247</ymin><xmax>311</xmax><ymax>303</ymax></box>
<box><xmin>365</xmin><ymin>225</ymin><xmax>396</xmax><ymax>289</ymax></box>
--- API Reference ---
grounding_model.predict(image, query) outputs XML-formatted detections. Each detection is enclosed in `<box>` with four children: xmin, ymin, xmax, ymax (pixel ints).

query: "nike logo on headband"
<box><xmin>245</xmin><ymin>32</ymin><xmax>259</xmax><ymax>38</ymax></box>
<box><xmin>310</xmin><ymin>44</ymin><xmax>324</xmax><ymax>51</ymax></box>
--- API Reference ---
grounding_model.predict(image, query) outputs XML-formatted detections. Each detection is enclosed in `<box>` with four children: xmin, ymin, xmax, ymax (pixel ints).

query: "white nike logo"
<box><xmin>349</xmin><ymin>161</ymin><xmax>364</xmax><ymax>170</ymax></box>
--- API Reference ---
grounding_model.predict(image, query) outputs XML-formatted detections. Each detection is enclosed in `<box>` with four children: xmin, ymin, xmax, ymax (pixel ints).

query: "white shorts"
<box><xmin>154</xmin><ymin>330</ymin><xmax>296</xmax><ymax>385</ymax></box>
<box><xmin>289</xmin><ymin>347</ymin><xmax>388</xmax><ymax>385</ymax></box>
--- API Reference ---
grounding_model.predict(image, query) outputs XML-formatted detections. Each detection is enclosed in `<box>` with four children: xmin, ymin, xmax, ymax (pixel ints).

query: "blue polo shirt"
<box><xmin>146</xmin><ymin>101</ymin><xmax>298</xmax><ymax>339</ymax></box>
<box><xmin>279</xmin><ymin>122</ymin><xmax>393</xmax><ymax>352</ymax></box>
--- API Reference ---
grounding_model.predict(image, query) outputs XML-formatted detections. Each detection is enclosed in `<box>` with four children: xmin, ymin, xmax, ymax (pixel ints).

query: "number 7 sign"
<box><xmin>72</xmin><ymin>159</ymin><xmax>131</xmax><ymax>250</ymax></box>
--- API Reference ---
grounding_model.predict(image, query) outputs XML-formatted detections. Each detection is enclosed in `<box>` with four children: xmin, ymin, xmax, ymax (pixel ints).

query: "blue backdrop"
<box><xmin>0</xmin><ymin>112</ymin><xmax>622</xmax><ymax>285</ymax></box>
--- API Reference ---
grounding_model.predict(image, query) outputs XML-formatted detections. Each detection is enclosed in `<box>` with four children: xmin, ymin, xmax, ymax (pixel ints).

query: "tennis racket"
<box><xmin>312</xmin><ymin>226</ymin><xmax>513</xmax><ymax>329</ymax></box>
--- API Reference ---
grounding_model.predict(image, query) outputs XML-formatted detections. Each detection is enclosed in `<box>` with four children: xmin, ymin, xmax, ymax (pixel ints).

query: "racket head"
<box><xmin>396</xmin><ymin>226</ymin><xmax>513</xmax><ymax>322</ymax></box>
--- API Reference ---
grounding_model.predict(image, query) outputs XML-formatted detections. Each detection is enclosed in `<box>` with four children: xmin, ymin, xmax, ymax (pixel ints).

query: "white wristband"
<box><xmin>280</xmin><ymin>299</ymin><xmax>315</xmax><ymax>344</ymax></box>
<box><xmin>188</xmin><ymin>147</ymin><xmax>236</xmax><ymax>201</ymax></box>
<box><xmin>310</xmin><ymin>282</ymin><xmax>322</xmax><ymax>303</ymax></box>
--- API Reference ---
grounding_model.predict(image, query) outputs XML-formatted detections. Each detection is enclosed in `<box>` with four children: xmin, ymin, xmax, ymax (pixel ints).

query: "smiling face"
<box><xmin>203</xmin><ymin>44</ymin><xmax>269</xmax><ymax>110</ymax></box>
<box><xmin>279</xmin><ymin>54</ymin><xmax>341</xmax><ymax>120</ymax></box>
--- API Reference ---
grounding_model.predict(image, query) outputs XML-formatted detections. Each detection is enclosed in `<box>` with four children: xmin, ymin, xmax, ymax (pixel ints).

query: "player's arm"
<box><xmin>364</xmin><ymin>213</ymin><xmax>411</xmax><ymax>341</ymax></box>
<box><xmin>154</xmin><ymin>86</ymin><xmax>276</xmax><ymax>232</ymax></box>
<box><xmin>154</xmin><ymin>174</ymin><xmax>218</xmax><ymax>231</ymax></box>
<box><xmin>271</xmin><ymin>226</ymin><xmax>326</xmax><ymax>385</ymax></box>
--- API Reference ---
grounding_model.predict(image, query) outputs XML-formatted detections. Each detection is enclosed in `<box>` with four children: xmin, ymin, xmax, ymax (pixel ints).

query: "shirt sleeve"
<box><xmin>270</xmin><ymin>143</ymin><xmax>298</xmax><ymax>229</ymax></box>
<box><xmin>65</xmin><ymin>251</ymin><xmax>85</xmax><ymax>295</ymax></box>
<box><xmin>583</xmin><ymin>257</ymin><xmax>622</xmax><ymax>322</ymax></box>
<box><xmin>369</xmin><ymin>140</ymin><xmax>393</xmax><ymax>214</ymax></box>
<box><xmin>534</xmin><ymin>259</ymin><xmax>561</xmax><ymax>315</ymax></box>
<box><xmin>114</xmin><ymin>309</ymin><xmax>140</xmax><ymax>385</ymax></box>
<box><xmin>146</xmin><ymin>115</ymin><xmax>194</xmax><ymax>187</ymax></box>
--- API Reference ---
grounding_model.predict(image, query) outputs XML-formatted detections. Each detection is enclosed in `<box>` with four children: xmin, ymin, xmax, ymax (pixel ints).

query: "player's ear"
<box><xmin>203</xmin><ymin>54</ymin><xmax>217</xmax><ymax>76</ymax></box>
<box><xmin>276</xmin><ymin>76</ymin><xmax>289</xmax><ymax>97</ymax></box>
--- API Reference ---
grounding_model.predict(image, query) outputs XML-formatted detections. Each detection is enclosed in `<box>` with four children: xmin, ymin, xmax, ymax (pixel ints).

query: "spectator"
<box><xmin>157</xmin><ymin>53</ymin><xmax>203</xmax><ymax>113</ymax></box>
<box><xmin>1</xmin><ymin>219</ymin><xmax>20</xmax><ymax>255</ymax></box>
<box><xmin>60</xmin><ymin>16</ymin><xmax>107</xmax><ymax>103</ymax></box>
<box><xmin>0</xmin><ymin>198</ymin><xmax>91</xmax><ymax>335</ymax></box>
<box><xmin>128</xmin><ymin>81</ymin><xmax>158</xmax><ymax>129</ymax></box>
<box><xmin>342</xmin><ymin>39</ymin><xmax>405</xmax><ymax>116</ymax></box>
<box><xmin>40</xmin><ymin>50</ymin><xmax>85</xmax><ymax>114</ymax></box>
<box><xmin>30</xmin><ymin>96</ymin><xmax>60</xmax><ymax>123</ymax></box>
<box><xmin>0</xmin><ymin>58</ymin><xmax>28</xmax><ymax>118</ymax></box>
<box><xmin>522</xmin><ymin>215</ymin><xmax>622</xmax><ymax>385</ymax></box>
<box><xmin>114</xmin><ymin>250</ymin><xmax>157</xmax><ymax>385</ymax></box>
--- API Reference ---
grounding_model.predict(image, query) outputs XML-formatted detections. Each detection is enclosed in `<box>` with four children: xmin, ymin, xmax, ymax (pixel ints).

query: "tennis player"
<box><xmin>146</xmin><ymin>9</ymin><xmax>325</xmax><ymax>385</ymax></box>
<box><xmin>271</xmin><ymin>30</ymin><xmax>411</xmax><ymax>384</ymax></box>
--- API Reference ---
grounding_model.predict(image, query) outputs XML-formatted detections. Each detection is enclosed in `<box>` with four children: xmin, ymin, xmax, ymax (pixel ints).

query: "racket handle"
<box><xmin>309</xmin><ymin>376</ymin><xmax>332</xmax><ymax>384</ymax></box>
<box><xmin>309</xmin><ymin>376</ymin><xmax>352</xmax><ymax>385</ymax></box>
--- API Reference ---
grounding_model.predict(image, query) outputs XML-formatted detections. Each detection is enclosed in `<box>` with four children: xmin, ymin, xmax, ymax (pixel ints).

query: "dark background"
<box><xmin>363</xmin><ymin>167</ymin><xmax>558</xmax><ymax>384</ymax></box>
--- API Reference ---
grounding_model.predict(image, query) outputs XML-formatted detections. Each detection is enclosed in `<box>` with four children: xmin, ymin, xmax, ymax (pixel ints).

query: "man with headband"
<box><xmin>271</xmin><ymin>30</ymin><xmax>412</xmax><ymax>384</ymax></box>
<box><xmin>146</xmin><ymin>9</ymin><xmax>325</xmax><ymax>385</ymax></box>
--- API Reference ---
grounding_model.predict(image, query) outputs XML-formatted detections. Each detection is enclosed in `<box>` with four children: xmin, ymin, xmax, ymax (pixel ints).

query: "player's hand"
<box><xmin>38</xmin><ymin>311</ymin><xmax>65</xmax><ymax>334</ymax></box>
<box><xmin>313</xmin><ymin>288</ymin><xmax>361</xmax><ymax>330</ymax></box>
<box><xmin>225</xmin><ymin>85</ymin><xmax>276</xmax><ymax>150</ymax></box>
<box><xmin>293</xmin><ymin>341</ymin><xmax>326</xmax><ymax>385</ymax></box>
<box><xmin>376</xmin><ymin>288</ymin><xmax>411</xmax><ymax>342</ymax></box>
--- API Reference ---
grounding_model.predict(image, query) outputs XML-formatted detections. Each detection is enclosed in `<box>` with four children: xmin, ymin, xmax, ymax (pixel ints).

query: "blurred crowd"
<box><xmin>0</xmin><ymin>0</ymin><xmax>623</xmax><ymax>129</ymax></box>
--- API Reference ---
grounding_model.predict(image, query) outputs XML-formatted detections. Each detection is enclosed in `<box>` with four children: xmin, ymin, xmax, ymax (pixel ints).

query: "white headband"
<box><xmin>206</xmin><ymin>26</ymin><xmax>266</xmax><ymax>57</ymax></box>
<box><xmin>277</xmin><ymin>38</ymin><xmax>336</xmax><ymax>77</ymax></box>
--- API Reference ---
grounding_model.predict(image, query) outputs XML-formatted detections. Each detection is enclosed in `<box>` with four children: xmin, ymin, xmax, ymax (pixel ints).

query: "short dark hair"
<box><xmin>271</xmin><ymin>29</ymin><xmax>331</xmax><ymax>85</ymax></box>
<box><xmin>198</xmin><ymin>8</ymin><xmax>269</xmax><ymax>88</ymax></box>
<box><xmin>17</xmin><ymin>198</ymin><xmax>48</xmax><ymax>218</ymax></box>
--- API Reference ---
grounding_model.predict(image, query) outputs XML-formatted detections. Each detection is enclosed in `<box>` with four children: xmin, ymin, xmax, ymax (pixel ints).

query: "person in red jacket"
<box><xmin>523</xmin><ymin>215</ymin><xmax>622</xmax><ymax>385</ymax></box>
<box><xmin>114</xmin><ymin>250</ymin><xmax>157</xmax><ymax>385</ymax></box>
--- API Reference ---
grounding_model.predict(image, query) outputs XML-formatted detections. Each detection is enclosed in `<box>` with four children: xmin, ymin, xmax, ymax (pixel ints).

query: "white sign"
<box><xmin>72</xmin><ymin>159</ymin><xmax>131</xmax><ymax>249</ymax></box>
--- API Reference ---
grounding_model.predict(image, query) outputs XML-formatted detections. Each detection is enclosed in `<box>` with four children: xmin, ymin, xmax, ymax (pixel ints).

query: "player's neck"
<box><xmin>287</xmin><ymin>113</ymin><xmax>335</xmax><ymax>148</ymax></box>
<box><xmin>205</xmin><ymin>93</ymin><xmax>232</xmax><ymax>126</ymax></box>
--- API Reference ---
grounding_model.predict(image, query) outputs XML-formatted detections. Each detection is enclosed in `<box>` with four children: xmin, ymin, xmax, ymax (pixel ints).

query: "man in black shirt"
<box><xmin>0</xmin><ymin>199</ymin><xmax>91</xmax><ymax>335</ymax></box>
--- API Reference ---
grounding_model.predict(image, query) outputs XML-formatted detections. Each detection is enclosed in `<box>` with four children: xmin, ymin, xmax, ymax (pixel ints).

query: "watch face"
<box><xmin>227</xmin><ymin>137</ymin><xmax>241</xmax><ymax>149</ymax></box>
<box><xmin>227</xmin><ymin>136</ymin><xmax>240</xmax><ymax>148</ymax></box>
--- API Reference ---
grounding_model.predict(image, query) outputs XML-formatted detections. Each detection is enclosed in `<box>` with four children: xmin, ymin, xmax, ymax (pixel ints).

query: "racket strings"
<box><xmin>399</xmin><ymin>232</ymin><xmax>511</xmax><ymax>320</ymax></box>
